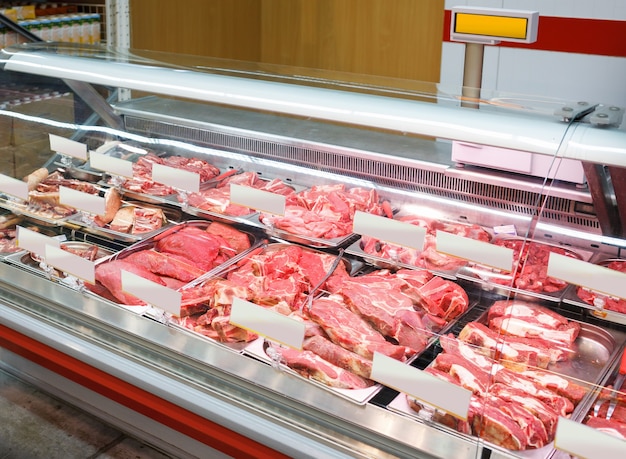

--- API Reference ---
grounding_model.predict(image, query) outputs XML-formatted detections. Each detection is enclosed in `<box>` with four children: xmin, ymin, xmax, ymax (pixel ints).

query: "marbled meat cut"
<box><xmin>361</xmin><ymin>215</ymin><xmax>491</xmax><ymax>271</ymax></box>
<box><xmin>488</xmin><ymin>300</ymin><xmax>581</xmax><ymax>346</ymax></box>
<box><xmin>121</xmin><ymin>153</ymin><xmax>221</xmax><ymax>196</ymax></box>
<box><xmin>185</xmin><ymin>171</ymin><xmax>295</xmax><ymax>216</ymax></box>
<box><xmin>302</xmin><ymin>334</ymin><xmax>373</xmax><ymax>379</ymax></box>
<box><xmin>259</xmin><ymin>184</ymin><xmax>392</xmax><ymax>239</ymax></box>
<box><xmin>267</xmin><ymin>343</ymin><xmax>374</xmax><ymax>390</ymax></box>
<box><xmin>585</xmin><ymin>417</ymin><xmax>626</xmax><ymax>439</ymax></box>
<box><xmin>308</xmin><ymin>294</ymin><xmax>407</xmax><ymax>361</ymax></box>
<box><xmin>123</xmin><ymin>249</ymin><xmax>205</xmax><ymax>282</ymax></box>
<box><xmin>576</xmin><ymin>259</ymin><xmax>626</xmax><ymax>314</ymax></box>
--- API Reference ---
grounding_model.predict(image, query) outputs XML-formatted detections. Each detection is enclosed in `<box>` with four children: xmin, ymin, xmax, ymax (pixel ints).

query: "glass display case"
<box><xmin>0</xmin><ymin>42</ymin><xmax>625</xmax><ymax>459</ymax></box>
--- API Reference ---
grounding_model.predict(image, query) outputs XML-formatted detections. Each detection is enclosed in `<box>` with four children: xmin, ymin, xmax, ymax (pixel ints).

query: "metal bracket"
<box><xmin>554</xmin><ymin>101</ymin><xmax>597</xmax><ymax>122</ymax></box>
<box><xmin>588</xmin><ymin>105</ymin><xmax>625</xmax><ymax>127</ymax></box>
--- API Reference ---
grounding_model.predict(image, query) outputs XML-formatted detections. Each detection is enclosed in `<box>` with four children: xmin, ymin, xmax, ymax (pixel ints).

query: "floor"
<box><xmin>0</xmin><ymin>368</ymin><xmax>176</xmax><ymax>459</ymax></box>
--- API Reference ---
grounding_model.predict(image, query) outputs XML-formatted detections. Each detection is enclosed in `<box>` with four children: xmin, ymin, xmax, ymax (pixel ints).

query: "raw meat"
<box><xmin>123</xmin><ymin>249</ymin><xmax>205</xmax><ymax>282</ymax></box>
<box><xmin>267</xmin><ymin>343</ymin><xmax>374</xmax><ymax>390</ymax></box>
<box><xmin>94</xmin><ymin>259</ymin><xmax>167</xmax><ymax>305</ymax></box>
<box><xmin>302</xmin><ymin>335</ymin><xmax>373</xmax><ymax>379</ymax></box>
<box><xmin>585</xmin><ymin>416</ymin><xmax>626</xmax><ymax>439</ymax></box>
<box><xmin>155</xmin><ymin>226</ymin><xmax>234</xmax><ymax>271</ymax></box>
<box><xmin>308</xmin><ymin>294</ymin><xmax>406</xmax><ymax>361</ymax></box>
<box><xmin>260</xmin><ymin>184</ymin><xmax>391</xmax><ymax>239</ymax></box>
<box><xmin>576</xmin><ymin>260</ymin><xmax>626</xmax><ymax>314</ymax></box>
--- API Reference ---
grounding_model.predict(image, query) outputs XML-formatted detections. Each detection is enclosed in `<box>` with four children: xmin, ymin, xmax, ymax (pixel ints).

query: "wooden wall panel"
<box><xmin>129</xmin><ymin>0</ymin><xmax>443</xmax><ymax>83</ymax></box>
<box><xmin>129</xmin><ymin>0</ymin><xmax>261</xmax><ymax>61</ymax></box>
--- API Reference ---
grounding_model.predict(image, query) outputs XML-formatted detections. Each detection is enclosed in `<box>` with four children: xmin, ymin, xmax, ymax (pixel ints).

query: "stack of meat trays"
<box><xmin>387</xmin><ymin>299</ymin><xmax>626</xmax><ymax>457</ymax></box>
<box><xmin>562</xmin><ymin>257</ymin><xmax>626</xmax><ymax>326</ymax></box>
<box><xmin>211</xmin><ymin>242</ymin><xmax>476</xmax><ymax>404</ymax></box>
<box><xmin>346</xmin><ymin>212</ymin><xmax>492</xmax><ymax>279</ymax></box>
<box><xmin>83</xmin><ymin>220</ymin><xmax>261</xmax><ymax>319</ymax></box>
<box><xmin>457</xmin><ymin>236</ymin><xmax>593</xmax><ymax>303</ymax></box>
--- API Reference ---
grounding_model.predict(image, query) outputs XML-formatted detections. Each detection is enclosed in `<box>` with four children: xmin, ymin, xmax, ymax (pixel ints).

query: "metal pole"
<box><xmin>461</xmin><ymin>42</ymin><xmax>485</xmax><ymax>109</ymax></box>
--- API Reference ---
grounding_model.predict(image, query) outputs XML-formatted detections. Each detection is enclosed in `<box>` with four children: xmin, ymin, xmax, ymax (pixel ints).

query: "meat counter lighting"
<box><xmin>3</xmin><ymin>49</ymin><xmax>626</xmax><ymax>167</ymax></box>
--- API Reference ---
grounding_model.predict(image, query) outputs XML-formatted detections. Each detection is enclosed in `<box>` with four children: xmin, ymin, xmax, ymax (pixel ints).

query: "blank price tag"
<box><xmin>121</xmin><ymin>270</ymin><xmax>182</xmax><ymax>316</ymax></box>
<box><xmin>49</xmin><ymin>134</ymin><xmax>88</xmax><ymax>161</ymax></box>
<box><xmin>436</xmin><ymin>230</ymin><xmax>513</xmax><ymax>272</ymax></box>
<box><xmin>554</xmin><ymin>417</ymin><xmax>626</xmax><ymax>459</ymax></box>
<box><xmin>16</xmin><ymin>226</ymin><xmax>60</xmax><ymax>259</ymax></box>
<box><xmin>0</xmin><ymin>173</ymin><xmax>28</xmax><ymax>201</ymax></box>
<box><xmin>370</xmin><ymin>353</ymin><xmax>471</xmax><ymax>421</ymax></box>
<box><xmin>89</xmin><ymin>151</ymin><xmax>133</xmax><ymax>178</ymax></box>
<box><xmin>59</xmin><ymin>186</ymin><xmax>106</xmax><ymax>216</ymax></box>
<box><xmin>45</xmin><ymin>244</ymin><xmax>95</xmax><ymax>283</ymax></box>
<box><xmin>230</xmin><ymin>184</ymin><xmax>286</xmax><ymax>216</ymax></box>
<box><xmin>352</xmin><ymin>211</ymin><xmax>425</xmax><ymax>250</ymax></box>
<box><xmin>230</xmin><ymin>297</ymin><xmax>305</xmax><ymax>349</ymax></box>
<box><xmin>152</xmin><ymin>163</ymin><xmax>200</xmax><ymax>193</ymax></box>
<box><xmin>548</xmin><ymin>253</ymin><xmax>626</xmax><ymax>300</ymax></box>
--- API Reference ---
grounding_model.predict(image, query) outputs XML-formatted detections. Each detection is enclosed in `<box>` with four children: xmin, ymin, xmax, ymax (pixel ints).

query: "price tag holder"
<box><xmin>230</xmin><ymin>184</ymin><xmax>286</xmax><ymax>216</ymax></box>
<box><xmin>370</xmin><ymin>353</ymin><xmax>471</xmax><ymax>421</ymax></box>
<box><xmin>152</xmin><ymin>163</ymin><xmax>200</xmax><ymax>193</ymax></box>
<box><xmin>230</xmin><ymin>297</ymin><xmax>305</xmax><ymax>349</ymax></box>
<box><xmin>554</xmin><ymin>417</ymin><xmax>626</xmax><ymax>459</ymax></box>
<box><xmin>121</xmin><ymin>270</ymin><xmax>182</xmax><ymax>316</ymax></box>
<box><xmin>352</xmin><ymin>211</ymin><xmax>426</xmax><ymax>250</ymax></box>
<box><xmin>89</xmin><ymin>151</ymin><xmax>134</xmax><ymax>178</ymax></box>
<box><xmin>548</xmin><ymin>253</ymin><xmax>626</xmax><ymax>300</ymax></box>
<box><xmin>16</xmin><ymin>225</ymin><xmax>60</xmax><ymax>259</ymax></box>
<box><xmin>0</xmin><ymin>173</ymin><xmax>28</xmax><ymax>201</ymax></box>
<box><xmin>45</xmin><ymin>244</ymin><xmax>95</xmax><ymax>284</ymax></box>
<box><xmin>59</xmin><ymin>186</ymin><xmax>106</xmax><ymax>216</ymax></box>
<box><xmin>49</xmin><ymin>133</ymin><xmax>88</xmax><ymax>161</ymax></box>
<box><xmin>436</xmin><ymin>230</ymin><xmax>513</xmax><ymax>272</ymax></box>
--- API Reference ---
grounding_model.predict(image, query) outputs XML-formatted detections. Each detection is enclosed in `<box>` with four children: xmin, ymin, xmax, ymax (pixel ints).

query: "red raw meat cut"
<box><xmin>469</xmin><ymin>396</ymin><xmax>529</xmax><ymax>451</ymax></box>
<box><xmin>124</xmin><ymin>249</ymin><xmax>205</xmax><ymax>282</ymax></box>
<box><xmin>302</xmin><ymin>335</ymin><xmax>373</xmax><ymax>379</ymax></box>
<box><xmin>267</xmin><ymin>343</ymin><xmax>374</xmax><ymax>390</ymax></box>
<box><xmin>308</xmin><ymin>294</ymin><xmax>406</xmax><ymax>361</ymax></box>
<box><xmin>260</xmin><ymin>184</ymin><xmax>390</xmax><ymax>239</ymax></box>
<box><xmin>496</xmin><ymin>397</ymin><xmax>549</xmax><ymax>449</ymax></box>
<box><xmin>576</xmin><ymin>260</ymin><xmax>626</xmax><ymax>314</ymax></box>
<box><xmin>585</xmin><ymin>416</ymin><xmax>626</xmax><ymax>439</ymax></box>
<box><xmin>205</xmin><ymin>221</ymin><xmax>251</xmax><ymax>253</ymax></box>
<box><xmin>520</xmin><ymin>369</ymin><xmax>588</xmax><ymax>404</ymax></box>
<box><xmin>156</xmin><ymin>226</ymin><xmax>233</xmax><ymax>271</ymax></box>
<box><xmin>431</xmin><ymin>352</ymin><xmax>492</xmax><ymax>395</ymax></box>
<box><xmin>490</xmin><ymin>239</ymin><xmax>579</xmax><ymax>293</ymax></box>
<box><xmin>409</xmin><ymin>276</ymin><xmax>469</xmax><ymax>321</ymax></box>
<box><xmin>94</xmin><ymin>259</ymin><xmax>166</xmax><ymax>305</ymax></box>
<box><xmin>488</xmin><ymin>300</ymin><xmax>580</xmax><ymax>346</ymax></box>
<box><xmin>361</xmin><ymin>215</ymin><xmax>490</xmax><ymax>271</ymax></box>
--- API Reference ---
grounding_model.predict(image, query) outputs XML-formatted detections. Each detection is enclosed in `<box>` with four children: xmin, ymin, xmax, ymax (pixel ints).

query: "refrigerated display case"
<box><xmin>0</xmin><ymin>42</ymin><xmax>626</xmax><ymax>459</ymax></box>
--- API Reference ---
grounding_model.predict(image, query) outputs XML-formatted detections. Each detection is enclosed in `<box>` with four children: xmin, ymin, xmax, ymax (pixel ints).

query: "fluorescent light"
<box><xmin>5</xmin><ymin>50</ymin><xmax>625</xmax><ymax>166</ymax></box>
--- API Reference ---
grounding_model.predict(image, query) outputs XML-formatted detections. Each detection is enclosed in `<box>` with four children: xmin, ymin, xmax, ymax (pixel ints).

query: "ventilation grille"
<box><xmin>124</xmin><ymin>116</ymin><xmax>599</xmax><ymax>232</ymax></box>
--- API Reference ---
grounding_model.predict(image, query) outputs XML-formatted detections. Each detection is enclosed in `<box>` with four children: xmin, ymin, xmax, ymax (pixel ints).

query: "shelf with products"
<box><xmin>0</xmin><ymin>42</ymin><xmax>625</xmax><ymax>459</ymax></box>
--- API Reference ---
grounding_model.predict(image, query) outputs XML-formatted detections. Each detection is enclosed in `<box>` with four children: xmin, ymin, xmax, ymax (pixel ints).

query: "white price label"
<box><xmin>230</xmin><ymin>297</ymin><xmax>305</xmax><ymax>349</ymax></box>
<box><xmin>230</xmin><ymin>184</ymin><xmax>286</xmax><ymax>216</ymax></box>
<box><xmin>45</xmin><ymin>244</ymin><xmax>95</xmax><ymax>283</ymax></box>
<box><xmin>352</xmin><ymin>211</ymin><xmax>425</xmax><ymax>250</ymax></box>
<box><xmin>437</xmin><ymin>230</ymin><xmax>513</xmax><ymax>272</ymax></box>
<box><xmin>554</xmin><ymin>417</ymin><xmax>626</xmax><ymax>459</ymax></box>
<box><xmin>152</xmin><ymin>163</ymin><xmax>200</xmax><ymax>193</ymax></box>
<box><xmin>16</xmin><ymin>226</ymin><xmax>60</xmax><ymax>259</ymax></box>
<box><xmin>49</xmin><ymin>134</ymin><xmax>88</xmax><ymax>161</ymax></box>
<box><xmin>0</xmin><ymin>173</ymin><xmax>28</xmax><ymax>201</ymax></box>
<box><xmin>89</xmin><ymin>151</ymin><xmax>133</xmax><ymax>178</ymax></box>
<box><xmin>59</xmin><ymin>186</ymin><xmax>106</xmax><ymax>216</ymax></box>
<box><xmin>121</xmin><ymin>270</ymin><xmax>182</xmax><ymax>316</ymax></box>
<box><xmin>548</xmin><ymin>253</ymin><xmax>626</xmax><ymax>300</ymax></box>
<box><xmin>370</xmin><ymin>353</ymin><xmax>471</xmax><ymax>421</ymax></box>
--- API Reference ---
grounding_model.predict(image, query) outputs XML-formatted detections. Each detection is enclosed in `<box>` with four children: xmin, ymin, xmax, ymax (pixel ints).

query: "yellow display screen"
<box><xmin>454</xmin><ymin>13</ymin><xmax>529</xmax><ymax>40</ymax></box>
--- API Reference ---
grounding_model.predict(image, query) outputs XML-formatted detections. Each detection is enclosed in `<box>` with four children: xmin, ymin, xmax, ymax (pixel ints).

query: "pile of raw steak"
<box><xmin>484</xmin><ymin>239</ymin><xmax>580</xmax><ymax>293</ymax></box>
<box><xmin>409</xmin><ymin>300</ymin><xmax>587</xmax><ymax>451</ymax></box>
<box><xmin>184</xmin><ymin>171</ymin><xmax>295</xmax><ymax>216</ymax></box>
<box><xmin>361</xmin><ymin>214</ymin><xmax>491</xmax><ymax>271</ymax></box>
<box><xmin>259</xmin><ymin>184</ymin><xmax>392</xmax><ymax>239</ymax></box>
<box><xmin>119</xmin><ymin>153</ymin><xmax>221</xmax><ymax>196</ymax></box>
<box><xmin>177</xmin><ymin>244</ymin><xmax>470</xmax><ymax>390</ymax></box>
<box><xmin>89</xmin><ymin>222</ymin><xmax>251</xmax><ymax>306</ymax></box>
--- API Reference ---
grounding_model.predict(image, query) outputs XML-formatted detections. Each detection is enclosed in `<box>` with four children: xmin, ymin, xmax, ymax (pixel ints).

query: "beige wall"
<box><xmin>130</xmin><ymin>0</ymin><xmax>444</xmax><ymax>84</ymax></box>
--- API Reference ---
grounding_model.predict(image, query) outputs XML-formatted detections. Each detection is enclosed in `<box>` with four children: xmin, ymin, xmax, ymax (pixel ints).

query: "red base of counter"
<box><xmin>0</xmin><ymin>323</ymin><xmax>289</xmax><ymax>459</ymax></box>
